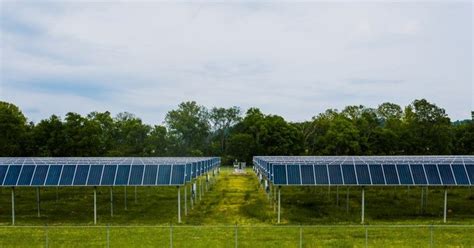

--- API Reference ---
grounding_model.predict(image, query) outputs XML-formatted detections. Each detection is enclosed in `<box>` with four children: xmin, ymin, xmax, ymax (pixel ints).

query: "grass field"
<box><xmin>0</xmin><ymin>167</ymin><xmax>473</xmax><ymax>247</ymax></box>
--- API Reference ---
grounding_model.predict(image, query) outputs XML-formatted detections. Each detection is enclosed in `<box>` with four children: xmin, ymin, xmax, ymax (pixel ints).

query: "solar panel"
<box><xmin>0</xmin><ymin>157</ymin><xmax>220</xmax><ymax>187</ymax></box>
<box><xmin>300</xmin><ymin>164</ymin><xmax>314</xmax><ymax>184</ymax></box>
<box><xmin>254</xmin><ymin>156</ymin><xmax>473</xmax><ymax>186</ymax></box>
<box><xmin>59</xmin><ymin>165</ymin><xmax>76</xmax><ymax>186</ymax></box>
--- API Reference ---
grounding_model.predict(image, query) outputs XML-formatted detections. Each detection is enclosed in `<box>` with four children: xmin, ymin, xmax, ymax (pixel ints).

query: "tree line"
<box><xmin>0</xmin><ymin>99</ymin><xmax>472</xmax><ymax>164</ymax></box>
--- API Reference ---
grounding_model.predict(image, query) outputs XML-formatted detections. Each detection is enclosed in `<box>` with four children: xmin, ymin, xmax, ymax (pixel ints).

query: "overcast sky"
<box><xmin>1</xmin><ymin>1</ymin><xmax>472</xmax><ymax>124</ymax></box>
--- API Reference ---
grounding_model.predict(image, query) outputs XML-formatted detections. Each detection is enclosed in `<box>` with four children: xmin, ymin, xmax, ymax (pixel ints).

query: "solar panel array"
<box><xmin>0</xmin><ymin>157</ymin><xmax>220</xmax><ymax>187</ymax></box>
<box><xmin>254</xmin><ymin>156</ymin><xmax>474</xmax><ymax>186</ymax></box>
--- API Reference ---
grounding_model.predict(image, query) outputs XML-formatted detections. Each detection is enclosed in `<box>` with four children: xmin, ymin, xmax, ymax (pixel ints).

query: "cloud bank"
<box><xmin>1</xmin><ymin>1</ymin><xmax>472</xmax><ymax>124</ymax></box>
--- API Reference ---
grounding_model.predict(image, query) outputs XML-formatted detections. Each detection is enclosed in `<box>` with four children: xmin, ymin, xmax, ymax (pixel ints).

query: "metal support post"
<box><xmin>178</xmin><ymin>186</ymin><xmax>181</xmax><ymax>223</ymax></box>
<box><xmin>134</xmin><ymin>186</ymin><xmax>137</xmax><ymax>204</ymax></box>
<box><xmin>273</xmin><ymin>185</ymin><xmax>276</xmax><ymax>213</ymax></box>
<box><xmin>11</xmin><ymin>187</ymin><xmax>15</xmax><ymax>225</ymax></box>
<box><xmin>443</xmin><ymin>187</ymin><xmax>448</xmax><ymax>223</ymax></box>
<box><xmin>124</xmin><ymin>186</ymin><xmax>127</xmax><ymax>210</ymax></box>
<box><xmin>94</xmin><ymin>187</ymin><xmax>97</xmax><ymax>225</ymax></box>
<box><xmin>190</xmin><ymin>183</ymin><xmax>194</xmax><ymax>210</ymax></box>
<box><xmin>421</xmin><ymin>187</ymin><xmax>424</xmax><ymax>213</ymax></box>
<box><xmin>110</xmin><ymin>187</ymin><xmax>113</xmax><ymax>217</ymax></box>
<box><xmin>278</xmin><ymin>186</ymin><xmax>281</xmax><ymax>224</ymax></box>
<box><xmin>36</xmin><ymin>187</ymin><xmax>41</xmax><ymax>217</ymax></box>
<box><xmin>346</xmin><ymin>187</ymin><xmax>349</xmax><ymax>213</ymax></box>
<box><xmin>184</xmin><ymin>184</ymin><xmax>188</xmax><ymax>216</ymax></box>
<box><xmin>200</xmin><ymin>177</ymin><xmax>204</xmax><ymax>198</ymax></box>
<box><xmin>235</xmin><ymin>224</ymin><xmax>238</xmax><ymax>248</ymax></box>
<box><xmin>361</xmin><ymin>187</ymin><xmax>365</xmax><ymax>224</ymax></box>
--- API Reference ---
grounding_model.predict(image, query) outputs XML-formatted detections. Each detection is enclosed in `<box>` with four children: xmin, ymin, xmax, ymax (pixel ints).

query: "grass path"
<box><xmin>186</xmin><ymin>168</ymin><xmax>274</xmax><ymax>225</ymax></box>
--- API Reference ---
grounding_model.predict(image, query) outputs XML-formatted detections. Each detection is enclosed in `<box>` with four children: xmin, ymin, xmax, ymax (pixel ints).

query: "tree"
<box><xmin>402</xmin><ymin>99</ymin><xmax>453</xmax><ymax>154</ymax></box>
<box><xmin>0</xmin><ymin>101</ymin><xmax>28</xmax><ymax>156</ymax></box>
<box><xmin>144</xmin><ymin>125</ymin><xmax>169</xmax><ymax>156</ymax></box>
<box><xmin>226</xmin><ymin>133</ymin><xmax>255</xmax><ymax>163</ymax></box>
<box><xmin>32</xmin><ymin>115</ymin><xmax>66</xmax><ymax>156</ymax></box>
<box><xmin>109</xmin><ymin>112</ymin><xmax>151</xmax><ymax>156</ymax></box>
<box><xmin>165</xmin><ymin>101</ymin><xmax>210</xmax><ymax>155</ymax></box>
<box><xmin>209</xmin><ymin>106</ymin><xmax>242</xmax><ymax>154</ymax></box>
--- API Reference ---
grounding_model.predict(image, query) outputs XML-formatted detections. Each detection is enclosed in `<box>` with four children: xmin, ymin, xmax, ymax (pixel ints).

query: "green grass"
<box><xmin>0</xmin><ymin>167</ymin><xmax>473</xmax><ymax>247</ymax></box>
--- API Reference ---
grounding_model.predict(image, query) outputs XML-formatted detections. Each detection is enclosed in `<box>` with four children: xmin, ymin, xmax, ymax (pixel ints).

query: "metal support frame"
<box><xmin>184</xmin><ymin>184</ymin><xmax>188</xmax><ymax>216</ymax></box>
<box><xmin>200</xmin><ymin>177</ymin><xmax>204</xmax><ymax>199</ymax></box>
<box><xmin>134</xmin><ymin>186</ymin><xmax>137</xmax><ymax>204</ymax></box>
<box><xmin>346</xmin><ymin>187</ymin><xmax>349</xmax><ymax>213</ymax></box>
<box><xmin>277</xmin><ymin>186</ymin><xmax>281</xmax><ymax>224</ymax></box>
<box><xmin>11</xmin><ymin>187</ymin><xmax>15</xmax><ymax>225</ymax></box>
<box><xmin>190</xmin><ymin>183</ymin><xmax>194</xmax><ymax>210</ymax></box>
<box><xmin>443</xmin><ymin>187</ymin><xmax>448</xmax><ymax>223</ymax></box>
<box><xmin>124</xmin><ymin>186</ymin><xmax>127</xmax><ymax>210</ymax></box>
<box><xmin>177</xmin><ymin>186</ymin><xmax>181</xmax><ymax>223</ymax></box>
<box><xmin>110</xmin><ymin>187</ymin><xmax>114</xmax><ymax>217</ymax></box>
<box><xmin>361</xmin><ymin>187</ymin><xmax>365</xmax><ymax>224</ymax></box>
<box><xmin>205</xmin><ymin>174</ymin><xmax>208</xmax><ymax>192</ymax></box>
<box><xmin>420</xmin><ymin>187</ymin><xmax>424</xmax><ymax>212</ymax></box>
<box><xmin>273</xmin><ymin>185</ymin><xmax>276</xmax><ymax>213</ymax></box>
<box><xmin>36</xmin><ymin>187</ymin><xmax>41</xmax><ymax>217</ymax></box>
<box><xmin>94</xmin><ymin>187</ymin><xmax>97</xmax><ymax>225</ymax></box>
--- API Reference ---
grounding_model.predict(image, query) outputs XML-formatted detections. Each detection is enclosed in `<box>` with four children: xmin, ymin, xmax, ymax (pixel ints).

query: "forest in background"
<box><xmin>0</xmin><ymin>99</ymin><xmax>473</xmax><ymax>164</ymax></box>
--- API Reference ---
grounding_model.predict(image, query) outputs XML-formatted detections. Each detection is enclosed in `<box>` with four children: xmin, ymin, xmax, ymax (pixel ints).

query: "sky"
<box><xmin>1</xmin><ymin>1</ymin><xmax>473</xmax><ymax>124</ymax></box>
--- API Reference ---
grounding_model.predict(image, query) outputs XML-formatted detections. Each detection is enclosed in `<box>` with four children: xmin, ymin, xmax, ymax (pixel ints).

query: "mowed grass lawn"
<box><xmin>0</xmin><ymin>167</ymin><xmax>473</xmax><ymax>247</ymax></box>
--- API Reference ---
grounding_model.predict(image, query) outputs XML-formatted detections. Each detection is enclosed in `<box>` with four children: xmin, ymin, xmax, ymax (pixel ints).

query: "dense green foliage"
<box><xmin>0</xmin><ymin>100</ymin><xmax>472</xmax><ymax>163</ymax></box>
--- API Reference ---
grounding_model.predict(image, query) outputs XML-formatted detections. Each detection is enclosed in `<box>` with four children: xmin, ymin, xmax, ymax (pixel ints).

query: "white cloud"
<box><xmin>0</xmin><ymin>1</ymin><xmax>472</xmax><ymax>123</ymax></box>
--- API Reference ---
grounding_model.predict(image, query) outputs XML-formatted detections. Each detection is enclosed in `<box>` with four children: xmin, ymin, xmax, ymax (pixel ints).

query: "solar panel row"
<box><xmin>0</xmin><ymin>157</ymin><xmax>220</xmax><ymax>187</ymax></box>
<box><xmin>254</xmin><ymin>156</ymin><xmax>474</xmax><ymax>186</ymax></box>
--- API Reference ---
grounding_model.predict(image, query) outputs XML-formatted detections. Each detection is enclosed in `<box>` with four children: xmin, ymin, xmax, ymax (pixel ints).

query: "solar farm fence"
<box><xmin>1</xmin><ymin>224</ymin><xmax>473</xmax><ymax>247</ymax></box>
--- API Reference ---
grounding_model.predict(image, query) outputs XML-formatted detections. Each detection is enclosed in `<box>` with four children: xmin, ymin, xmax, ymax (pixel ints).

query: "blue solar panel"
<box><xmin>73</xmin><ymin>165</ymin><xmax>90</xmax><ymax>185</ymax></box>
<box><xmin>59</xmin><ymin>165</ymin><xmax>76</xmax><ymax>186</ymax></box>
<box><xmin>300</xmin><ymin>164</ymin><xmax>315</xmax><ymax>184</ymax></box>
<box><xmin>314</xmin><ymin>165</ymin><xmax>329</xmax><ymax>184</ymax></box>
<box><xmin>410</xmin><ymin>164</ymin><xmax>427</xmax><ymax>185</ymax></box>
<box><xmin>143</xmin><ymin>165</ymin><xmax>158</xmax><ymax>185</ymax></box>
<box><xmin>171</xmin><ymin>165</ymin><xmax>185</xmax><ymax>185</ymax></box>
<box><xmin>328</xmin><ymin>165</ymin><xmax>343</xmax><ymax>184</ymax></box>
<box><xmin>185</xmin><ymin>164</ymin><xmax>192</xmax><ymax>182</ymax></box>
<box><xmin>369</xmin><ymin>164</ymin><xmax>385</xmax><ymax>184</ymax></box>
<box><xmin>341</xmin><ymin>164</ymin><xmax>357</xmax><ymax>184</ymax></box>
<box><xmin>0</xmin><ymin>158</ymin><xmax>218</xmax><ymax>187</ymax></box>
<box><xmin>466</xmin><ymin>164</ymin><xmax>474</xmax><ymax>184</ymax></box>
<box><xmin>101</xmin><ymin>165</ymin><xmax>117</xmax><ymax>185</ymax></box>
<box><xmin>254</xmin><ymin>156</ymin><xmax>473</xmax><ymax>186</ymax></box>
<box><xmin>274</xmin><ymin>165</ymin><xmax>287</xmax><ymax>185</ymax></box>
<box><xmin>383</xmin><ymin>164</ymin><xmax>399</xmax><ymax>185</ymax></box>
<box><xmin>115</xmin><ymin>165</ymin><xmax>131</xmax><ymax>185</ymax></box>
<box><xmin>437</xmin><ymin>164</ymin><xmax>456</xmax><ymax>185</ymax></box>
<box><xmin>0</xmin><ymin>165</ymin><xmax>8</xmax><ymax>185</ymax></box>
<box><xmin>452</xmin><ymin>164</ymin><xmax>469</xmax><ymax>185</ymax></box>
<box><xmin>45</xmin><ymin>165</ymin><xmax>62</xmax><ymax>186</ymax></box>
<box><xmin>287</xmin><ymin>165</ymin><xmax>301</xmax><ymax>184</ymax></box>
<box><xmin>129</xmin><ymin>165</ymin><xmax>144</xmax><ymax>185</ymax></box>
<box><xmin>17</xmin><ymin>165</ymin><xmax>35</xmax><ymax>186</ymax></box>
<box><xmin>31</xmin><ymin>165</ymin><xmax>49</xmax><ymax>186</ymax></box>
<box><xmin>157</xmin><ymin>165</ymin><xmax>171</xmax><ymax>184</ymax></box>
<box><xmin>396</xmin><ymin>164</ymin><xmax>413</xmax><ymax>185</ymax></box>
<box><xmin>87</xmin><ymin>165</ymin><xmax>103</xmax><ymax>185</ymax></box>
<box><xmin>424</xmin><ymin>164</ymin><xmax>441</xmax><ymax>185</ymax></box>
<box><xmin>4</xmin><ymin>165</ymin><xmax>21</xmax><ymax>186</ymax></box>
<box><xmin>355</xmin><ymin>164</ymin><xmax>371</xmax><ymax>185</ymax></box>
